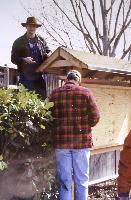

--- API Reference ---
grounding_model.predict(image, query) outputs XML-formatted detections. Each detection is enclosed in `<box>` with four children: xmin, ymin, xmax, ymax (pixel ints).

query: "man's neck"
<box><xmin>26</xmin><ymin>33</ymin><xmax>36</xmax><ymax>39</ymax></box>
<box><xmin>66</xmin><ymin>80</ymin><xmax>80</xmax><ymax>85</ymax></box>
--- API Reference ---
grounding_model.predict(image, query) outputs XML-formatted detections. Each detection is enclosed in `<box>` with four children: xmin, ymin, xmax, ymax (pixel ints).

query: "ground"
<box><xmin>88</xmin><ymin>179</ymin><xmax>117</xmax><ymax>200</ymax></box>
<box><xmin>40</xmin><ymin>178</ymin><xmax>118</xmax><ymax>199</ymax></box>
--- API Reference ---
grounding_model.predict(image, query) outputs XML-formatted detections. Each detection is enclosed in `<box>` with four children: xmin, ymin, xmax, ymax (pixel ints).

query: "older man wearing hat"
<box><xmin>11</xmin><ymin>17</ymin><xmax>51</xmax><ymax>98</ymax></box>
<box><xmin>49</xmin><ymin>70</ymin><xmax>100</xmax><ymax>200</ymax></box>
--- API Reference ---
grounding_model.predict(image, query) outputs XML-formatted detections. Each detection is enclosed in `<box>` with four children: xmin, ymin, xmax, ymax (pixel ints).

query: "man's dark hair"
<box><xmin>67</xmin><ymin>70</ymin><xmax>81</xmax><ymax>82</ymax></box>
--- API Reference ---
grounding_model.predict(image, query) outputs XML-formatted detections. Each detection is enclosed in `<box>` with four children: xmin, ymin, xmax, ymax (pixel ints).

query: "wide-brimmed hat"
<box><xmin>21</xmin><ymin>17</ymin><xmax>42</xmax><ymax>27</ymax></box>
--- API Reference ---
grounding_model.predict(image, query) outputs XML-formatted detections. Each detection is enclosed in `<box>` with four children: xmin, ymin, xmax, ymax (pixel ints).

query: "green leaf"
<box><xmin>0</xmin><ymin>126</ymin><xmax>4</xmax><ymax>131</ymax></box>
<box><xmin>44</xmin><ymin>101</ymin><xmax>54</xmax><ymax>110</ymax></box>
<box><xmin>0</xmin><ymin>155</ymin><xmax>3</xmax><ymax>161</ymax></box>
<box><xmin>19</xmin><ymin>131</ymin><xmax>25</xmax><ymax>137</ymax></box>
<box><xmin>40</xmin><ymin>124</ymin><xmax>46</xmax><ymax>129</ymax></box>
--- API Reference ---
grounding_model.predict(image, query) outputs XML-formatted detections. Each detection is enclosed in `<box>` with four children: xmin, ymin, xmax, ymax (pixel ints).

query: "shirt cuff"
<box><xmin>119</xmin><ymin>192</ymin><xmax>129</xmax><ymax>197</ymax></box>
<box><xmin>118</xmin><ymin>192</ymin><xmax>129</xmax><ymax>199</ymax></box>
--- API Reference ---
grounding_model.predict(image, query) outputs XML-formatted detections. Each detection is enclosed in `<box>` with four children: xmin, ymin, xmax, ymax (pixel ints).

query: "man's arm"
<box><xmin>11</xmin><ymin>40</ymin><xmax>24</xmax><ymax>66</ymax></box>
<box><xmin>86</xmin><ymin>89</ymin><xmax>100</xmax><ymax>127</ymax></box>
<box><xmin>38</xmin><ymin>35</ymin><xmax>51</xmax><ymax>54</ymax></box>
<box><xmin>117</xmin><ymin>130</ymin><xmax>131</xmax><ymax>199</ymax></box>
<box><xmin>11</xmin><ymin>39</ymin><xmax>36</xmax><ymax>68</ymax></box>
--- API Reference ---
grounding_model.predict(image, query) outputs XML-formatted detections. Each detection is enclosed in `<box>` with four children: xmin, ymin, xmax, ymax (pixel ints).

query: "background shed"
<box><xmin>0</xmin><ymin>64</ymin><xmax>17</xmax><ymax>87</ymax></box>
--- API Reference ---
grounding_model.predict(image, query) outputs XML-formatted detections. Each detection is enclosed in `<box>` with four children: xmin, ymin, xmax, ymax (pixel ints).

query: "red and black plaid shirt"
<box><xmin>50</xmin><ymin>81</ymin><xmax>100</xmax><ymax>149</ymax></box>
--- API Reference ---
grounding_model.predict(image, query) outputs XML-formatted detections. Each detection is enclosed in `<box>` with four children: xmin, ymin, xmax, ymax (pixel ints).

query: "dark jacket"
<box><xmin>50</xmin><ymin>81</ymin><xmax>100</xmax><ymax>149</ymax></box>
<box><xmin>11</xmin><ymin>33</ymin><xmax>50</xmax><ymax>73</ymax></box>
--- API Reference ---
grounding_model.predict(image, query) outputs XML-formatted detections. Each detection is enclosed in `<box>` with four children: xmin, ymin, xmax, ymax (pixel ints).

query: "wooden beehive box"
<box><xmin>38</xmin><ymin>47</ymin><xmax>131</xmax><ymax>182</ymax></box>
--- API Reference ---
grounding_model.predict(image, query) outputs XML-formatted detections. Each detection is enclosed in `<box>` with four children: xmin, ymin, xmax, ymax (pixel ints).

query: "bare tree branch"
<box><xmin>128</xmin><ymin>50</ymin><xmax>131</xmax><ymax>61</ymax></box>
<box><xmin>123</xmin><ymin>0</ymin><xmax>131</xmax><ymax>25</ymax></box>
<box><xmin>80</xmin><ymin>0</ymin><xmax>102</xmax><ymax>38</ymax></box>
<box><xmin>61</xmin><ymin>14</ymin><xmax>74</xmax><ymax>48</ymax></box>
<box><xmin>52</xmin><ymin>0</ymin><xmax>81</xmax><ymax>31</ymax></box>
<box><xmin>121</xmin><ymin>45</ymin><xmax>131</xmax><ymax>59</ymax></box>
<box><xmin>20</xmin><ymin>0</ymin><xmax>131</xmax><ymax>60</ymax></box>
<box><xmin>108</xmin><ymin>0</ymin><xmax>114</xmax><ymax>37</ymax></box>
<box><xmin>111</xmin><ymin>19</ymin><xmax>131</xmax><ymax>56</ymax></box>
<box><xmin>77</xmin><ymin>0</ymin><xmax>93</xmax><ymax>51</ymax></box>
<box><xmin>106</xmin><ymin>0</ymin><xmax>116</xmax><ymax>12</ymax></box>
<box><xmin>70</xmin><ymin>0</ymin><xmax>97</xmax><ymax>53</ymax></box>
<box><xmin>76</xmin><ymin>0</ymin><xmax>98</xmax><ymax>53</ymax></box>
<box><xmin>122</xmin><ymin>0</ymin><xmax>126</xmax><ymax>53</ymax></box>
<box><xmin>99</xmin><ymin>0</ymin><xmax>109</xmax><ymax>55</ymax></box>
<box><xmin>109</xmin><ymin>0</ymin><xmax>124</xmax><ymax>45</ymax></box>
<box><xmin>91</xmin><ymin>0</ymin><xmax>102</xmax><ymax>53</ymax></box>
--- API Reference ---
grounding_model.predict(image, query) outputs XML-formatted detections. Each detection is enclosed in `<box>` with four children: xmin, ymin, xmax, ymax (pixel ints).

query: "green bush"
<box><xmin>0</xmin><ymin>85</ymin><xmax>54</xmax><ymax>168</ymax></box>
<box><xmin>0</xmin><ymin>85</ymin><xmax>58</xmax><ymax>199</ymax></box>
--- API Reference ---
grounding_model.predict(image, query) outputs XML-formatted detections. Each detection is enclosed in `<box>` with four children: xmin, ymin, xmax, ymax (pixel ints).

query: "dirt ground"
<box><xmin>88</xmin><ymin>179</ymin><xmax>118</xmax><ymax>200</ymax></box>
<box><xmin>40</xmin><ymin>178</ymin><xmax>118</xmax><ymax>199</ymax></box>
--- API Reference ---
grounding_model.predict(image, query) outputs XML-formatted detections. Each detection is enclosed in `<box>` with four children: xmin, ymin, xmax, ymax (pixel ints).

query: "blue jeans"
<box><xmin>55</xmin><ymin>148</ymin><xmax>90</xmax><ymax>200</ymax></box>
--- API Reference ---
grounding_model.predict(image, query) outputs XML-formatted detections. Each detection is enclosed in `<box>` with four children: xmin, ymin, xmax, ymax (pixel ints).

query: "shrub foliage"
<box><xmin>0</xmin><ymin>85</ymin><xmax>54</xmax><ymax>168</ymax></box>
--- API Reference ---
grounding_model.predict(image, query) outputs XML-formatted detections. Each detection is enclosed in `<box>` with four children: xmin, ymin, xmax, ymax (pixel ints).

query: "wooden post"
<box><xmin>3</xmin><ymin>65</ymin><xmax>9</xmax><ymax>87</ymax></box>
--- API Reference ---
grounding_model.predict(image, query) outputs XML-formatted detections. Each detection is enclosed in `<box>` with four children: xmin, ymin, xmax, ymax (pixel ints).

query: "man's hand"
<box><xmin>23</xmin><ymin>57</ymin><xmax>36</xmax><ymax>64</ymax></box>
<box><xmin>47</xmin><ymin>51</ymin><xmax>52</xmax><ymax>57</ymax></box>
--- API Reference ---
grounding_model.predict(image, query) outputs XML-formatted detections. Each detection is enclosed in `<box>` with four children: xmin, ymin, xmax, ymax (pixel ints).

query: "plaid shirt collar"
<box><xmin>65</xmin><ymin>81</ymin><xmax>79</xmax><ymax>86</ymax></box>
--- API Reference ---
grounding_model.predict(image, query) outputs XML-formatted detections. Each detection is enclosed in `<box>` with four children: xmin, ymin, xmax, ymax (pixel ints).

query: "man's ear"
<box><xmin>64</xmin><ymin>79</ymin><xmax>67</xmax><ymax>83</ymax></box>
<box><xmin>78</xmin><ymin>80</ymin><xmax>81</xmax><ymax>86</ymax></box>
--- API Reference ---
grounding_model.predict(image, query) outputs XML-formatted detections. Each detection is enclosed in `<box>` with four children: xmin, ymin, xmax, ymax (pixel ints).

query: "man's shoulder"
<box><xmin>77</xmin><ymin>85</ymin><xmax>91</xmax><ymax>93</ymax></box>
<box><xmin>49</xmin><ymin>87</ymin><xmax>61</xmax><ymax>100</ymax></box>
<box><xmin>13</xmin><ymin>34</ymin><xmax>26</xmax><ymax>44</ymax></box>
<box><xmin>51</xmin><ymin>85</ymin><xmax>91</xmax><ymax>95</ymax></box>
<box><xmin>52</xmin><ymin>86</ymin><xmax>62</xmax><ymax>94</ymax></box>
<box><xmin>37</xmin><ymin>34</ymin><xmax>46</xmax><ymax>42</ymax></box>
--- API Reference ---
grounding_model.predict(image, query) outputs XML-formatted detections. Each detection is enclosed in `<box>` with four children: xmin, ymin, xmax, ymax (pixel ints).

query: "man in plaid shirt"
<box><xmin>50</xmin><ymin>70</ymin><xmax>100</xmax><ymax>200</ymax></box>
